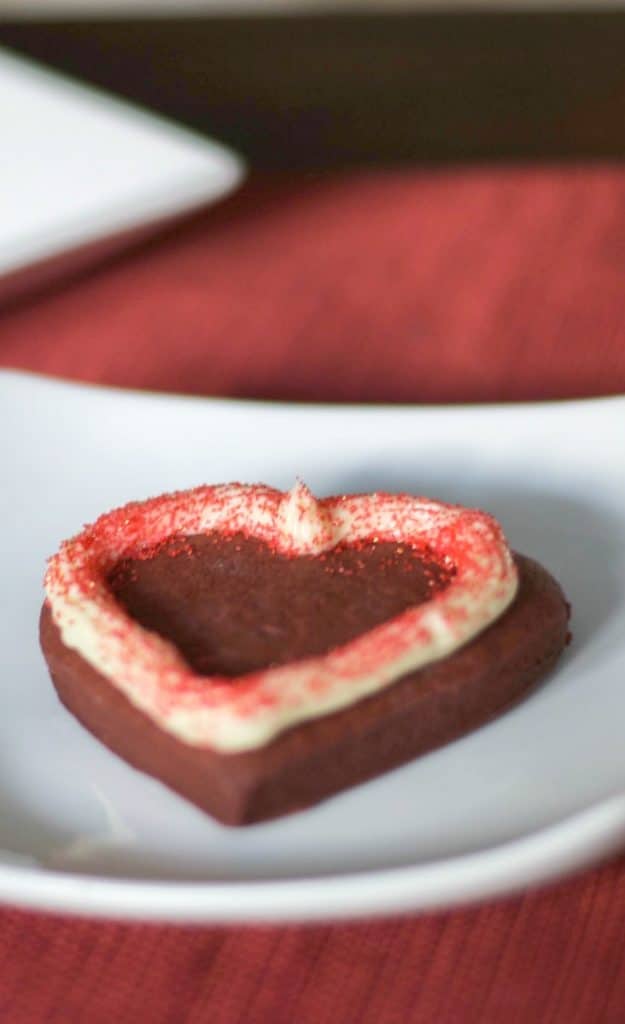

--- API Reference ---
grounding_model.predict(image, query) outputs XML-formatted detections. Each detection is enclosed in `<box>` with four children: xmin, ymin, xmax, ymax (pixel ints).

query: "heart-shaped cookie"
<box><xmin>40</xmin><ymin>483</ymin><xmax>570</xmax><ymax>824</ymax></box>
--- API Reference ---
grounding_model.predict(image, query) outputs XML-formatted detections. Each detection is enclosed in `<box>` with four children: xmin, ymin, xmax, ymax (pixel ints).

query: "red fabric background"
<box><xmin>3</xmin><ymin>168</ymin><xmax>625</xmax><ymax>402</ymax></box>
<box><xmin>2</xmin><ymin>168</ymin><xmax>625</xmax><ymax>1023</ymax></box>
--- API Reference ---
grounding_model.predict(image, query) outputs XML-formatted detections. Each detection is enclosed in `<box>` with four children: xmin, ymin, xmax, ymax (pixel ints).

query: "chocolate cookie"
<box><xmin>39</xmin><ymin>484</ymin><xmax>570</xmax><ymax>825</ymax></box>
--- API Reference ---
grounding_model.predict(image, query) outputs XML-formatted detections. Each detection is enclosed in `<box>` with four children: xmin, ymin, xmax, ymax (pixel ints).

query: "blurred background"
<box><xmin>2</xmin><ymin>1</ymin><xmax>625</xmax><ymax>399</ymax></box>
<box><xmin>3</xmin><ymin>0</ymin><xmax>625</xmax><ymax>167</ymax></box>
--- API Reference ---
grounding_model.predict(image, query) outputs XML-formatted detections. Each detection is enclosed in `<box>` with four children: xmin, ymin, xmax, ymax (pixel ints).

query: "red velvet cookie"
<box><xmin>40</xmin><ymin>483</ymin><xmax>570</xmax><ymax>825</ymax></box>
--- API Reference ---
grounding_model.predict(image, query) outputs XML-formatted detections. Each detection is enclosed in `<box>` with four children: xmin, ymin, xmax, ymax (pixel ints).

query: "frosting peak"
<box><xmin>276</xmin><ymin>482</ymin><xmax>337</xmax><ymax>555</ymax></box>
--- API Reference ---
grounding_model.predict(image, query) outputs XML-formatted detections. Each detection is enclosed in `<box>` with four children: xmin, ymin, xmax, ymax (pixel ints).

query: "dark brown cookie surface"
<box><xmin>107</xmin><ymin>534</ymin><xmax>453</xmax><ymax>676</ymax></box>
<box><xmin>40</xmin><ymin>543</ymin><xmax>570</xmax><ymax>826</ymax></box>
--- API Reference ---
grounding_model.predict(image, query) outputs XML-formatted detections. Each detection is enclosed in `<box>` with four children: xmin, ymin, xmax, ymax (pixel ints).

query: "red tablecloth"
<box><xmin>2</xmin><ymin>168</ymin><xmax>625</xmax><ymax>1023</ymax></box>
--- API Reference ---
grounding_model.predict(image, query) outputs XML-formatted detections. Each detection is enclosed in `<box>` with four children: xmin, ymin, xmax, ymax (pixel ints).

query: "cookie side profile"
<box><xmin>40</xmin><ymin>547</ymin><xmax>569</xmax><ymax>826</ymax></box>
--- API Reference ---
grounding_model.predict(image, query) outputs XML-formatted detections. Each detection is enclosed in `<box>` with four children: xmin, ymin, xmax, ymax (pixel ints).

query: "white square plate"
<box><xmin>0</xmin><ymin>48</ymin><xmax>243</xmax><ymax>292</ymax></box>
<box><xmin>2</xmin><ymin>369</ymin><xmax>625</xmax><ymax>922</ymax></box>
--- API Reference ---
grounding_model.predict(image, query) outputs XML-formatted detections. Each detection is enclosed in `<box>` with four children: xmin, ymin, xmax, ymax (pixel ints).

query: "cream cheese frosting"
<box><xmin>44</xmin><ymin>483</ymin><xmax>519</xmax><ymax>753</ymax></box>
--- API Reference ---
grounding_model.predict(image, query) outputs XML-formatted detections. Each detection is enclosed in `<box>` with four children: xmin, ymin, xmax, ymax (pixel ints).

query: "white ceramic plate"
<box><xmin>0</xmin><ymin>48</ymin><xmax>244</xmax><ymax>289</ymax></box>
<box><xmin>2</xmin><ymin>369</ymin><xmax>625</xmax><ymax>923</ymax></box>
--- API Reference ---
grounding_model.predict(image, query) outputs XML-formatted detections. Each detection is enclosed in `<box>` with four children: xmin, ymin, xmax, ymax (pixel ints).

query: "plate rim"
<box><xmin>3</xmin><ymin>366</ymin><xmax>625</xmax><ymax>415</ymax></box>
<box><xmin>1</xmin><ymin>795</ymin><xmax>625</xmax><ymax>922</ymax></box>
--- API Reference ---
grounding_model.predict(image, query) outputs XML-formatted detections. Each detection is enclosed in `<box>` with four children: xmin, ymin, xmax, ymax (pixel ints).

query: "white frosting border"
<box><xmin>45</xmin><ymin>483</ymin><xmax>518</xmax><ymax>753</ymax></box>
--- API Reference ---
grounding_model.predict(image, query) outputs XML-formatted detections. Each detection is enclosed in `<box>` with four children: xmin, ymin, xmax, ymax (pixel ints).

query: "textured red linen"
<box><xmin>3</xmin><ymin>168</ymin><xmax>625</xmax><ymax>401</ymax></box>
<box><xmin>2</xmin><ymin>860</ymin><xmax>625</xmax><ymax>1024</ymax></box>
<box><xmin>2</xmin><ymin>168</ymin><xmax>625</xmax><ymax>1023</ymax></box>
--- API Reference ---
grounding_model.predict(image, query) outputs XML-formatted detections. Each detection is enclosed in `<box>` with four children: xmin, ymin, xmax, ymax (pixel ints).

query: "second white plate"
<box><xmin>0</xmin><ymin>48</ymin><xmax>244</xmax><ymax>288</ymax></box>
